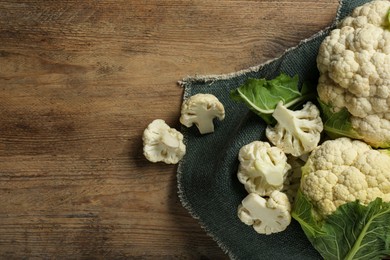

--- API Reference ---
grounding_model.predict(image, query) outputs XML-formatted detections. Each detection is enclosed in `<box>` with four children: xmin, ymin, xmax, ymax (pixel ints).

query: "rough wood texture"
<box><xmin>0</xmin><ymin>0</ymin><xmax>338</xmax><ymax>258</ymax></box>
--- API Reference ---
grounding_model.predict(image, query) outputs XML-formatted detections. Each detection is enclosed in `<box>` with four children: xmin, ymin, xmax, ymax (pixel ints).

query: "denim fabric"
<box><xmin>177</xmin><ymin>0</ymin><xmax>373</xmax><ymax>259</ymax></box>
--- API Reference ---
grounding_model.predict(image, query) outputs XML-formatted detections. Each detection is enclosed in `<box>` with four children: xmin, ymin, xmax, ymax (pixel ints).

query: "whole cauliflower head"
<box><xmin>300</xmin><ymin>137</ymin><xmax>390</xmax><ymax>217</ymax></box>
<box><xmin>237</xmin><ymin>141</ymin><xmax>291</xmax><ymax>196</ymax></box>
<box><xmin>317</xmin><ymin>0</ymin><xmax>390</xmax><ymax>147</ymax></box>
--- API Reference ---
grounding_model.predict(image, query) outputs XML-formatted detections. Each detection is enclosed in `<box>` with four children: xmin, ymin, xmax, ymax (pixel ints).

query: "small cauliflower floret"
<box><xmin>142</xmin><ymin>119</ymin><xmax>186</xmax><ymax>164</ymax></box>
<box><xmin>237</xmin><ymin>141</ymin><xmax>291</xmax><ymax>196</ymax></box>
<box><xmin>237</xmin><ymin>191</ymin><xmax>291</xmax><ymax>235</ymax></box>
<box><xmin>316</xmin><ymin>0</ymin><xmax>390</xmax><ymax>147</ymax></box>
<box><xmin>300</xmin><ymin>137</ymin><xmax>390</xmax><ymax>217</ymax></box>
<box><xmin>180</xmin><ymin>93</ymin><xmax>225</xmax><ymax>134</ymax></box>
<box><xmin>266</xmin><ymin>101</ymin><xmax>323</xmax><ymax>157</ymax></box>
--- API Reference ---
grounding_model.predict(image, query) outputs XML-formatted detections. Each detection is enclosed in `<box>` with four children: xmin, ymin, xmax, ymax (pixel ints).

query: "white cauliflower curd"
<box><xmin>180</xmin><ymin>93</ymin><xmax>225</xmax><ymax>134</ymax></box>
<box><xmin>300</xmin><ymin>137</ymin><xmax>390</xmax><ymax>217</ymax></box>
<box><xmin>266</xmin><ymin>101</ymin><xmax>323</xmax><ymax>157</ymax></box>
<box><xmin>317</xmin><ymin>0</ymin><xmax>390</xmax><ymax>148</ymax></box>
<box><xmin>142</xmin><ymin>119</ymin><xmax>186</xmax><ymax>164</ymax></box>
<box><xmin>237</xmin><ymin>191</ymin><xmax>291</xmax><ymax>235</ymax></box>
<box><xmin>237</xmin><ymin>141</ymin><xmax>291</xmax><ymax>196</ymax></box>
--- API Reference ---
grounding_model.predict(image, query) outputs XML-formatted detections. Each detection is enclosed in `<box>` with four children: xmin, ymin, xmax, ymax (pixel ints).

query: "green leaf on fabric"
<box><xmin>230</xmin><ymin>74</ymin><xmax>315</xmax><ymax>124</ymax></box>
<box><xmin>318</xmin><ymin>100</ymin><xmax>362</xmax><ymax>140</ymax></box>
<box><xmin>292</xmin><ymin>191</ymin><xmax>390</xmax><ymax>260</ymax></box>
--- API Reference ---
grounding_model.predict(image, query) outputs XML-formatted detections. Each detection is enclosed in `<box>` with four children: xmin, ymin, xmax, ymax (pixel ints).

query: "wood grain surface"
<box><xmin>0</xmin><ymin>1</ymin><xmax>338</xmax><ymax>259</ymax></box>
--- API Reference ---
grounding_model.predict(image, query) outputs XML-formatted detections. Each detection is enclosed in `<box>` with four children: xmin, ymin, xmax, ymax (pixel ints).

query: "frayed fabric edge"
<box><xmin>176</xmin><ymin>0</ymin><xmax>346</xmax><ymax>259</ymax></box>
<box><xmin>176</xmin><ymin>124</ymin><xmax>239</xmax><ymax>260</ymax></box>
<box><xmin>176</xmin><ymin>155</ymin><xmax>240</xmax><ymax>260</ymax></box>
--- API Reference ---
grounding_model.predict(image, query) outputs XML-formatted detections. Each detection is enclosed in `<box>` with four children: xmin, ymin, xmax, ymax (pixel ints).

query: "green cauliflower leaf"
<box><xmin>292</xmin><ymin>191</ymin><xmax>390</xmax><ymax>260</ymax></box>
<box><xmin>318</xmin><ymin>100</ymin><xmax>362</xmax><ymax>140</ymax></box>
<box><xmin>230</xmin><ymin>74</ymin><xmax>315</xmax><ymax>124</ymax></box>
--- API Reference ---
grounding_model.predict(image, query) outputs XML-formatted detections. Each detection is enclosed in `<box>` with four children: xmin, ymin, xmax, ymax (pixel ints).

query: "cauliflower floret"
<box><xmin>317</xmin><ymin>0</ymin><xmax>390</xmax><ymax>147</ymax></box>
<box><xmin>266</xmin><ymin>101</ymin><xmax>323</xmax><ymax>157</ymax></box>
<box><xmin>180</xmin><ymin>93</ymin><xmax>225</xmax><ymax>134</ymax></box>
<box><xmin>300</xmin><ymin>137</ymin><xmax>390</xmax><ymax>216</ymax></box>
<box><xmin>237</xmin><ymin>191</ymin><xmax>291</xmax><ymax>235</ymax></box>
<box><xmin>143</xmin><ymin>119</ymin><xmax>186</xmax><ymax>164</ymax></box>
<box><xmin>237</xmin><ymin>141</ymin><xmax>291</xmax><ymax>196</ymax></box>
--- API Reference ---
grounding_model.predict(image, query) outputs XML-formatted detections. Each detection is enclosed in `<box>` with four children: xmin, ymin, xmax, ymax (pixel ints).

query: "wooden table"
<box><xmin>0</xmin><ymin>1</ymin><xmax>339</xmax><ymax>258</ymax></box>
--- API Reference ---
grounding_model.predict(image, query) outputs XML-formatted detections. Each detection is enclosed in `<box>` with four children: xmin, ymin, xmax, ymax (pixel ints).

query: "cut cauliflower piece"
<box><xmin>142</xmin><ymin>119</ymin><xmax>186</xmax><ymax>164</ymax></box>
<box><xmin>237</xmin><ymin>191</ymin><xmax>291</xmax><ymax>235</ymax></box>
<box><xmin>266</xmin><ymin>101</ymin><xmax>323</xmax><ymax>157</ymax></box>
<box><xmin>180</xmin><ymin>93</ymin><xmax>225</xmax><ymax>134</ymax></box>
<box><xmin>237</xmin><ymin>141</ymin><xmax>291</xmax><ymax>196</ymax></box>
<box><xmin>300</xmin><ymin>137</ymin><xmax>390</xmax><ymax>217</ymax></box>
<box><xmin>316</xmin><ymin>0</ymin><xmax>390</xmax><ymax>147</ymax></box>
